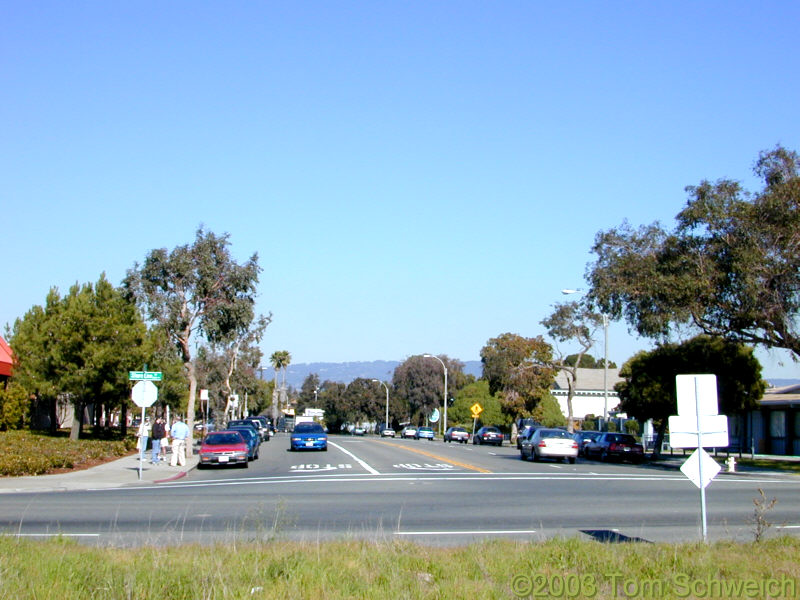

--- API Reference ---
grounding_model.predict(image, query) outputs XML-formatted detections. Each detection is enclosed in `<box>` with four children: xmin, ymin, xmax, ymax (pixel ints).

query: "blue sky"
<box><xmin>2</xmin><ymin>2</ymin><xmax>799</xmax><ymax>378</ymax></box>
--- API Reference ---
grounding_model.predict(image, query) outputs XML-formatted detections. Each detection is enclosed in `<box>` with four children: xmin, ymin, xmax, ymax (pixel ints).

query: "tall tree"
<box><xmin>541</xmin><ymin>301</ymin><xmax>604</xmax><ymax>432</ymax></box>
<box><xmin>269</xmin><ymin>350</ymin><xmax>291</xmax><ymax>420</ymax></box>
<box><xmin>297</xmin><ymin>373</ymin><xmax>321</xmax><ymax>414</ymax></box>
<box><xmin>10</xmin><ymin>274</ymin><xmax>147</xmax><ymax>439</ymax></box>
<box><xmin>480</xmin><ymin>333</ymin><xmax>555</xmax><ymax>432</ymax></box>
<box><xmin>392</xmin><ymin>355</ymin><xmax>466</xmax><ymax>425</ymax></box>
<box><xmin>124</xmin><ymin>228</ymin><xmax>261</xmax><ymax>452</ymax></box>
<box><xmin>588</xmin><ymin>146</ymin><xmax>800</xmax><ymax>358</ymax></box>
<box><xmin>615</xmin><ymin>336</ymin><xmax>765</xmax><ymax>456</ymax></box>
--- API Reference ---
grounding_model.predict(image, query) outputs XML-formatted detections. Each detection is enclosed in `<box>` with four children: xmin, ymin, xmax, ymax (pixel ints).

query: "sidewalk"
<box><xmin>0</xmin><ymin>452</ymin><xmax>199</xmax><ymax>494</ymax></box>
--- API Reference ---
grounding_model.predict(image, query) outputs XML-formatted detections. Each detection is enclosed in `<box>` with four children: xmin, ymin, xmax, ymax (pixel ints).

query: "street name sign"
<box><xmin>129</xmin><ymin>371</ymin><xmax>163</xmax><ymax>381</ymax></box>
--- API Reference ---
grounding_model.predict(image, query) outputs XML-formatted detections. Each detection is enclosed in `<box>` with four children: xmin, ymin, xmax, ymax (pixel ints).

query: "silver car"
<box><xmin>520</xmin><ymin>428</ymin><xmax>578</xmax><ymax>464</ymax></box>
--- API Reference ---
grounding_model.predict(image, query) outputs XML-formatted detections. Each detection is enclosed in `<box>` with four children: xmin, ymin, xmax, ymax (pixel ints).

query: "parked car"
<box><xmin>415</xmin><ymin>426</ymin><xmax>435</xmax><ymax>440</ymax></box>
<box><xmin>572</xmin><ymin>430</ymin><xmax>602</xmax><ymax>457</ymax></box>
<box><xmin>380</xmin><ymin>427</ymin><xmax>396</xmax><ymax>438</ymax></box>
<box><xmin>352</xmin><ymin>425</ymin><xmax>366</xmax><ymax>436</ymax></box>
<box><xmin>198</xmin><ymin>431</ymin><xmax>249</xmax><ymax>468</ymax></box>
<box><xmin>244</xmin><ymin>416</ymin><xmax>271</xmax><ymax>441</ymax></box>
<box><xmin>400</xmin><ymin>426</ymin><xmax>418</xmax><ymax>439</ymax></box>
<box><xmin>290</xmin><ymin>422</ymin><xmax>328</xmax><ymax>451</ymax></box>
<box><xmin>520</xmin><ymin>428</ymin><xmax>578</xmax><ymax>463</ymax></box>
<box><xmin>224</xmin><ymin>425</ymin><xmax>260</xmax><ymax>461</ymax></box>
<box><xmin>585</xmin><ymin>432</ymin><xmax>644</xmax><ymax>463</ymax></box>
<box><xmin>444</xmin><ymin>426</ymin><xmax>469</xmax><ymax>443</ymax></box>
<box><xmin>227</xmin><ymin>419</ymin><xmax>260</xmax><ymax>437</ymax></box>
<box><xmin>473</xmin><ymin>426</ymin><xmax>503</xmax><ymax>446</ymax></box>
<box><xmin>516</xmin><ymin>425</ymin><xmax>541</xmax><ymax>449</ymax></box>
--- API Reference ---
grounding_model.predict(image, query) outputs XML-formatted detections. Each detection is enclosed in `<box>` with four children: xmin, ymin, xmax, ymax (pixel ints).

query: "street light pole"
<box><xmin>423</xmin><ymin>354</ymin><xmax>447</xmax><ymax>435</ymax></box>
<box><xmin>371</xmin><ymin>379</ymin><xmax>389</xmax><ymax>430</ymax></box>
<box><xmin>561</xmin><ymin>289</ymin><xmax>610</xmax><ymax>431</ymax></box>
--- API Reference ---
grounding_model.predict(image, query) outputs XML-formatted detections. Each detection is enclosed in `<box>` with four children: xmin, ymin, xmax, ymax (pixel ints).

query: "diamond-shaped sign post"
<box><xmin>680</xmin><ymin>448</ymin><xmax>722</xmax><ymax>490</ymax></box>
<box><xmin>673</xmin><ymin>374</ymin><xmax>726</xmax><ymax>543</ymax></box>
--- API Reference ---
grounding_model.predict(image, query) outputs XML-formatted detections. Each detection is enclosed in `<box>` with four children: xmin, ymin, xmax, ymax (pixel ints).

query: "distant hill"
<box><xmin>267</xmin><ymin>360</ymin><xmax>798</xmax><ymax>391</ymax></box>
<box><xmin>270</xmin><ymin>360</ymin><xmax>483</xmax><ymax>389</ymax></box>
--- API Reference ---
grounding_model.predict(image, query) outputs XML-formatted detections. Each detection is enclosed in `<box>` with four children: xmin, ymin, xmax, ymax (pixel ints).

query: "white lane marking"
<box><xmin>290</xmin><ymin>463</ymin><xmax>352</xmax><ymax>472</ymax></box>
<box><xmin>396</xmin><ymin>529</ymin><xmax>537</xmax><ymax>536</ymax></box>
<box><xmin>327</xmin><ymin>441</ymin><xmax>380</xmax><ymax>475</ymax></box>
<box><xmin>777</xmin><ymin>525</ymin><xmax>800</xmax><ymax>529</ymax></box>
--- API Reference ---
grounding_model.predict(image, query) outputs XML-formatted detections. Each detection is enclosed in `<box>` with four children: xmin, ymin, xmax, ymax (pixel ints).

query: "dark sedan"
<box><xmin>572</xmin><ymin>430</ymin><xmax>602</xmax><ymax>457</ymax></box>
<box><xmin>585</xmin><ymin>432</ymin><xmax>644</xmax><ymax>463</ymax></box>
<box><xmin>473</xmin><ymin>426</ymin><xmax>503</xmax><ymax>446</ymax></box>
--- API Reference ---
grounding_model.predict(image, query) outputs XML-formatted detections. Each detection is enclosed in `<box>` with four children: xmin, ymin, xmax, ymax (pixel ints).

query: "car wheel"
<box><xmin>322</xmin><ymin>446</ymin><xmax>327</xmax><ymax>452</ymax></box>
<box><xmin>532</xmin><ymin>451</ymin><xmax>540</xmax><ymax>462</ymax></box>
<box><xmin>601</xmin><ymin>450</ymin><xmax>608</xmax><ymax>462</ymax></box>
<box><xmin>240</xmin><ymin>461</ymin><xmax>248</xmax><ymax>469</ymax></box>
<box><xmin>567</xmin><ymin>457</ymin><xmax>576</xmax><ymax>464</ymax></box>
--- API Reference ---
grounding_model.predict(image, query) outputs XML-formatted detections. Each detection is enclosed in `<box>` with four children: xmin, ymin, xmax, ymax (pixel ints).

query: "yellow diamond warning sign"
<box><xmin>470</xmin><ymin>403</ymin><xmax>483</xmax><ymax>418</ymax></box>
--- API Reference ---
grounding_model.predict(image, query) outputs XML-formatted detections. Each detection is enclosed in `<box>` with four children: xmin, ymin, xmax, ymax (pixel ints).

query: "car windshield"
<box><xmin>419</xmin><ymin>427</ymin><xmax>433</xmax><ymax>432</ymax></box>
<box><xmin>205</xmin><ymin>433</ymin><xmax>244</xmax><ymax>445</ymax></box>
<box><xmin>484</xmin><ymin>427</ymin><xmax>500</xmax><ymax>433</ymax></box>
<box><xmin>451</xmin><ymin>428</ymin><xmax>466</xmax><ymax>432</ymax></box>
<box><xmin>229</xmin><ymin>427</ymin><xmax>256</xmax><ymax>440</ymax></box>
<box><xmin>608</xmin><ymin>434</ymin><xmax>636</xmax><ymax>443</ymax></box>
<box><xmin>294</xmin><ymin>423</ymin><xmax>325</xmax><ymax>433</ymax></box>
<box><xmin>540</xmin><ymin>429</ymin><xmax>570</xmax><ymax>439</ymax></box>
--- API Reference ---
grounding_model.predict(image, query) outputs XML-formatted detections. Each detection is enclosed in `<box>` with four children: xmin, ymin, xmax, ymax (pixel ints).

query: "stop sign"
<box><xmin>131</xmin><ymin>380</ymin><xmax>158</xmax><ymax>408</ymax></box>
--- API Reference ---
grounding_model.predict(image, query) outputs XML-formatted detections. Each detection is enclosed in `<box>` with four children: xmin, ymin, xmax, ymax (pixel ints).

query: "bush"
<box><xmin>0</xmin><ymin>382</ymin><xmax>29</xmax><ymax>430</ymax></box>
<box><xmin>0</xmin><ymin>430</ymin><xmax>132</xmax><ymax>476</ymax></box>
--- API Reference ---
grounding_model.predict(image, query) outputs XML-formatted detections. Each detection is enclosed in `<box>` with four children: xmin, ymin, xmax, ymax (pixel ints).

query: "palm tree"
<box><xmin>269</xmin><ymin>350</ymin><xmax>291</xmax><ymax>420</ymax></box>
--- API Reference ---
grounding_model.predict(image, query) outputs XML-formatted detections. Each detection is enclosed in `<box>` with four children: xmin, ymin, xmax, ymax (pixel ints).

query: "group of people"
<box><xmin>136</xmin><ymin>416</ymin><xmax>191</xmax><ymax>467</ymax></box>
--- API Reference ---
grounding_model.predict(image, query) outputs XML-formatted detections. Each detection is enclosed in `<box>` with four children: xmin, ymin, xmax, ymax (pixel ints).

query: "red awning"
<box><xmin>0</xmin><ymin>335</ymin><xmax>13</xmax><ymax>377</ymax></box>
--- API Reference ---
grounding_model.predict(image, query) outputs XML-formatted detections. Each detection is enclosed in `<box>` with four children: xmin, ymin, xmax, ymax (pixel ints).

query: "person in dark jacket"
<box><xmin>151</xmin><ymin>417</ymin><xmax>166</xmax><ymax>464</ymax></box>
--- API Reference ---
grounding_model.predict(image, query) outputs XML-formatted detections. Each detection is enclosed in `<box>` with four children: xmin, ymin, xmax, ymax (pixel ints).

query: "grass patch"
<box><xmin>0</xmin><ymin>536</ymin><xmax>798</xmax><ymax>599</ymax></box>
<box><xmin>0</xmin><ymin>430</ymin><xmax>135</xmax><ymax>477</ymax></box>
<box><xmin>735</xmin><ymin>458</ymin><xmax>800</xmax><ymax>474</ymax></box>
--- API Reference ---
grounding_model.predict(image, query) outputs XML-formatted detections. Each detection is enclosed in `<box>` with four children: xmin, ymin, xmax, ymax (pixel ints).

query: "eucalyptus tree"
<box><xmin>480</xmin><ymin>333</ymin><xmax>555</xmax><ymax>431</ymax></box>
<box><xmin>392</xmin><ymin>355</ymin><xmax>466</xmax><ymax>425</ymax></box>
<box><xmin>124</xmin><ymin>228</ymin><xmax>261</xmax><ymax>452</ymax></box>
<box><xmin>589</xmin><ymin>146</ymin><xmax>800</xmax><ymax>358</ymax></box>
<box><xmin>541</xmin><ymin>301</ymin><xmax>604</xmax><ymax>431</ymax></box>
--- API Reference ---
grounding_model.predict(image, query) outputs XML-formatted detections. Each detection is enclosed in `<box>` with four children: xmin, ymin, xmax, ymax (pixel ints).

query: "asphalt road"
<box><xmin>2</xmin><ymin>433</ymin><xmax>799</xmax><ymax>546</ymax></box>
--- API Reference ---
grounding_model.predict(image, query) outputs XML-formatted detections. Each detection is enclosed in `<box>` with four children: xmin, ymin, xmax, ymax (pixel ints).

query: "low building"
<box><xmin>728</xmin><ymin>383</ymin><xmax>800</xmax><ymax>456</ymax></box>
<box><xmin>551</xmin><ymin>367</ymin><xmax>624</xmax><ymax>423</ymax></box>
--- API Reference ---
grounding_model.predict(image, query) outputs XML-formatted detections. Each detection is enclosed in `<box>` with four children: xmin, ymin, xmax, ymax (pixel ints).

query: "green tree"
<box><xmin>317</xmin><ymin>381</ymin><xmax>348</xmax><ymax>432</ymax></box>
<box><xmin>392</xmin><ymin>355</ymin><xmax>467</xmax><ymax>425</ymax></box>
<box><xmin>480</xmin><ymin>333</ymin><xmax>555</xmax><ymax>430</ymax></box>
<box><xmin>0</xmin><ymin>381</ymin><xmax>30</xmax><ymax>430</ymax></box>
<box><xmin>269</xmin><ymin>350</ymin><xmax>291</xmax><ymax>421</ymax></box>
<box><xmin>297</xmin><ymin>373</ymin><xmax>321</xmax><ymax>415</ymax></box>
<box><xmin>541</xmin><ymin>301</ymin><xmax>605</xmax><ymax>432</ymax></box>
<box><xmin>531</xmin><ymin>394</ymin><xmax>567</xmax><ymax>428</ymax></box>
<box><xmin>124</xmin><ymin>228</ymin><xmax>262</xmax><ymax>452</ymax></box>
<box><xmin>589</xmin><ymin>146</ymin><xmax>800</xmax><ymax>359</ymax></box>
<box><xmin>10</xmin><ymin>275</ymin><xmax>147</xmax><ymax>439</ymax></box>
<box><xmin>615</xmin><ymin>335</ymin><xmax>765</xmax><ymax>456</ymax></box>
<box><xmin>451</xmin><ymin>380</ymin><xmax>509</xmax><ymax>430</ymax></box>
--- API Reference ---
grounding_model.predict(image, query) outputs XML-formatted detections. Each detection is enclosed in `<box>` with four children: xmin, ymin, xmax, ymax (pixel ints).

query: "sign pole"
<box><xmin>696</xmin><ymin>378</ymin><xmax>707</xmax><ymax>543</ymax></box>
<box><xmin>138</xmin><ymin>364</ymin><xmax>146</xmax><ymax>480</ymax></box>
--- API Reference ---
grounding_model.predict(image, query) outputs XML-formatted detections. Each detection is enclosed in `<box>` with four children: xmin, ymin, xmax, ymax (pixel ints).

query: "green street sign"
<box><xmin>129</xmin><ymin>371</ymin><xmax>163</xmax><ymax>381</ymax></box>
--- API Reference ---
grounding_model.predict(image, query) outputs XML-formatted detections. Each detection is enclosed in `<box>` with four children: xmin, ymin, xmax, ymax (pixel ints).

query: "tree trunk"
<box><xmin>179</xmin><ymin>332</ymin><xmax>196</xmax><ymax>456</ymax></box>
<box><xmin>69</xmin><ymin>400</ymin><xmax>82</xmax><ymax>441</ymax></box>
<box><xmin>651</xmin><ymin>419</ymin><xmax>668</xmax><ymax>459</ymax></box>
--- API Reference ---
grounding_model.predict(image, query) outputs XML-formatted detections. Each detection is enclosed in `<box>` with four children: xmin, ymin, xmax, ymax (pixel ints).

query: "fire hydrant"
<box><xmin>726</xmin><ymin>456</ymin><xmax>736</xmax><ymax>473</ymax></box>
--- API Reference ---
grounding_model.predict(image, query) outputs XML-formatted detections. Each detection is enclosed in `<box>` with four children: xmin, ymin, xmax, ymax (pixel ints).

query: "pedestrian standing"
<box><xmin>160</xmin><ymin>420</ymin><xmax>170</xmax><ymax>461</ymax></box>
<box><xmin>170</xmin><ymin>416</ymin><xmax>190</xmax><ymax>467</ymax></box>
<box><xmin>151</xmin><ymin>417</ymin><xmax>166</xmax><ymax>464</ymax></box>
<box><xmin>137</xmin><ymin>418</ymin><xmax>151</xmax><ymax>461</ymax></box>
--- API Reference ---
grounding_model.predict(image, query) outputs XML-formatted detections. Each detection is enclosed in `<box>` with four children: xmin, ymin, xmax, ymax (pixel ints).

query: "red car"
<box><xmin>198</xmin><ymin>431</ymin><xmax>250</xmax><ymax>468</ymax></box>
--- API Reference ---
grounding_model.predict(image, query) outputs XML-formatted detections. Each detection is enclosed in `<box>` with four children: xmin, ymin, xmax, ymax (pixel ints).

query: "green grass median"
<box><xmin>0</xmin><ymin>536</ymin><xmax>798</xmax><ymax>599</ymax></box>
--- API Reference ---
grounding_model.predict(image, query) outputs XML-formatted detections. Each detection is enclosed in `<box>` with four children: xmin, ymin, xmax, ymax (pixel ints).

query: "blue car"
<box><xmin>290</xmin><ymin>422</ymin><xmax>328</xmax><ymax>451</ymax></box>
<box><xmin>226</xmin><ymin>425</ymin><xmax>260</xmax><ymax>460</ymax></box>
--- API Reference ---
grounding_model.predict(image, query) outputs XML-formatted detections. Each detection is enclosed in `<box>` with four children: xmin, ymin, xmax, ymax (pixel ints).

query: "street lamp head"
<box><xmin>422</xmin><ymin>353</ymin><xmax>432</xmax><ymax>358</ymax></box>
<box><xmin>561</xmin><ymin>288</ymin><xmax>583</xmax><ymax>295</ymax></box>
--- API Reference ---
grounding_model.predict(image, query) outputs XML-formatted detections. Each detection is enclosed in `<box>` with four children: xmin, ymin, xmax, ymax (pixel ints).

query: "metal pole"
<box><xmin>424</xmin><ymin>355</ymin><xmax>447</xmax><ymax>436</ymax></box>
<box><xmin>695</xmin><ymin>378</ymin><xmax>708</xmax><ymax>543</ymax></box>
<box><xmin>384</xmin><ymin>384</ymin><xmax>389</xmax><ymax>431</ymax></box>
<box><xmin>603</xmin><ymin>314</ymin><xmax>609</xmax><ymax>431</ymax></box>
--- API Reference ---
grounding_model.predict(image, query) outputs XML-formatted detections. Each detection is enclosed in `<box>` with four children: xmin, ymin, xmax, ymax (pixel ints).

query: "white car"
<box><xmin>520</xmin><ymin>428</ymin><xmax>578</xmax><ymax>464</ymax></box>
<box><xmin>400</xmin><ymin>426</ymin><xmax>417</xmax><ymax>439</ymax></box>
<box><xmin>380</xmin><ymin>428</ymin><xmax>396</xmax><ymax>438</ymax></box>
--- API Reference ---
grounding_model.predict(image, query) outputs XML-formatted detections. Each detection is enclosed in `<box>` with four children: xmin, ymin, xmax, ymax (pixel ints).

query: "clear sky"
<box><xmin>2</xmin><ymin>2</ymin><xmax>799</xmax><ymax>379</ymax></box>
